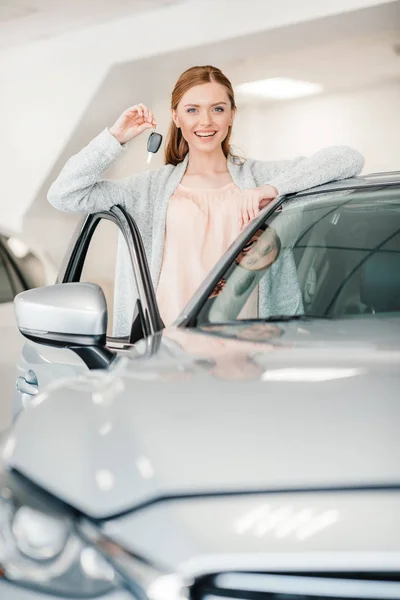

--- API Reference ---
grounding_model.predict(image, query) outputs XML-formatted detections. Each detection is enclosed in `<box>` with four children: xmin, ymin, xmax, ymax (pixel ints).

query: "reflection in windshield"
<box><xmin>206</xmin><ymin>225</ymin><xmax>287</xmax><ymax>323</ymax></box>
<box><xmin>237</xmin><ymin>226</ymin><xmax>281</xmax><ymax>271</ymax></box>
<box><xmin>198</xmin><ymin>188</ymin><xmax>400</xmax><ymax>325</ymax></box>
<box><xmin>209</xmin><ymin>225</ymin><xmax>281</xmax><ymax>301</ymax></box>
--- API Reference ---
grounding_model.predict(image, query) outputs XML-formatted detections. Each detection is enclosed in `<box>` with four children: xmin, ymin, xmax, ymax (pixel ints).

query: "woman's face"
<box><xmin>172</xmin><ymin>82</ymin><xmax>235</xmax><ymax>154</ymax></box>
<box><xmin>237</xmin><ymin>228</ymin><xmax>279</xmax><ymax>271</ymax></box>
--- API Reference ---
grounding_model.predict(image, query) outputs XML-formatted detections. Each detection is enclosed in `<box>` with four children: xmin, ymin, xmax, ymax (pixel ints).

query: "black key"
<box><xmin>146</xmin><ymin>131</ymin><xmax>163</xmax><ymax>163</ymax></box>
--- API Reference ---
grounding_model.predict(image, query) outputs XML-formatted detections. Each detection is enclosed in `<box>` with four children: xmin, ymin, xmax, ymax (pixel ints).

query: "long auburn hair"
<box><xmin>164</xmin><ymin>65</ymin><xmax>237</xmax><ymax>166</ymax></box>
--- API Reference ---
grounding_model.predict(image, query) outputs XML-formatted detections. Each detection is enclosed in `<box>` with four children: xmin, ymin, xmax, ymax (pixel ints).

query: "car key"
<box><xmin>146</xmin><ymin>130</ymin><xmax>163</xmax><ymax>164</ymax></box>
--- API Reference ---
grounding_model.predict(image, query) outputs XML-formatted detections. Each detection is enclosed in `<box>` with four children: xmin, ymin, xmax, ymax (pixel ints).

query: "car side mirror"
<box><xmin>14</xmin><ymin>282</ymin><xmax>107</xmax><ymax>348</ymax></box>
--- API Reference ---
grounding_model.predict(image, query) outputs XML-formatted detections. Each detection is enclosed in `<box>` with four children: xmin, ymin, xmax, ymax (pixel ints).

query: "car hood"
<box><xmin>100</xmin><ymin>491</ymin><xmax>400</xmax><ymax>573</ymax></box>
<box><xmin>132</xmin><ymin>315</ymin><xmax>400</xmax><ymax>381</ymax></box>
<box><xmin>7</xmin><ymin>316</ymin><xmax>400</xmax><ymax>519</ymax></box>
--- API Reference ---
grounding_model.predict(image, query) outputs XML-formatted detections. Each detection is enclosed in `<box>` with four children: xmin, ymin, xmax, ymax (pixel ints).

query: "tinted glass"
<box><xmin>196</xmin><ymin>188</ymin><xmax>400</xmax><ymax>324</ymax></box>
<box><xmin>5</xmin><ymin>237</ymin><xmax>47</xmax><ymax>289</ymax></box>
<box><xmin>0</xmin><ymin>234</ymin><xmax>47</xmax><ymax>292</ymax></box>
<box><xmin>0</xmin><ymin>243</ymin><xmax>18</xmax><ymax>303</ymax></box>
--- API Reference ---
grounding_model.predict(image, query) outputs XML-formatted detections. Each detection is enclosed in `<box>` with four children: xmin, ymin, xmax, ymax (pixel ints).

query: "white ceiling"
<box><xmin>0</xmin><ymin>0</ymin><xmax>186</xmax><ymax>49</ymax></box>
<box><xmin>105</xmin><ymin>2</ymin><xmax>400</xmax><ymax>104</ymax></box>
<box><xmin>221</xmin><ymin>2</ymin><xmax>400</xmax><ymax>95</ymax></box>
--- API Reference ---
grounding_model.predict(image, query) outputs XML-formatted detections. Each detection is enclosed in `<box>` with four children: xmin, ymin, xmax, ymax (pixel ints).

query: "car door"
<box><xmin>13</xmin><ymin>205</ymin><xmax>163</xmax><ymax>419</ymax></box>
<box><xmin>0</xmin><ymin>237</ymin><xmax>30</xmax><ymax>430</ymax></box>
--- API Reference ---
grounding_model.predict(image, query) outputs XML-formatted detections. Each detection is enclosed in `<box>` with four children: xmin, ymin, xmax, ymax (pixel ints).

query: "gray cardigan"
<box><xmin>48</xmin><ymin>128</ymin><xmax>364</xmax><ymax>336</ymax></box>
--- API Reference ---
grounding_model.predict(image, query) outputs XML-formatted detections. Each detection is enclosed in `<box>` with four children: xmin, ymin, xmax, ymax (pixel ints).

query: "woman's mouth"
<box><xmin>194</xmin><ymin>131</ymin><xmax>217</xmax><ymax>138</ymax></box>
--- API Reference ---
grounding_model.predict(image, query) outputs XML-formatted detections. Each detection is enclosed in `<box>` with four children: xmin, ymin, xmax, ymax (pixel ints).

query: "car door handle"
<box><xmin>16</xmin><ymin>375</ymin><xmax>38</xmax><ymax>396</ymax></box>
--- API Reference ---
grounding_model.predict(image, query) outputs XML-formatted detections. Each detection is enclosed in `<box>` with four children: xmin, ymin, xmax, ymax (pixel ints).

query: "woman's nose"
<box><xmin>199</xmin><ymin>110</ymin><xmax>212</xmax><ymax>126</ymax></box>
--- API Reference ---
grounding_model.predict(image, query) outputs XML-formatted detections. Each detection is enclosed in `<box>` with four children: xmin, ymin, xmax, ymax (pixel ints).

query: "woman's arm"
<box><xmin>250</xmin><ymin>146</ymin><xmax>365</xmax><ymax>196</ymax></box>
<box><xmin>48</xmin><ymin>104</ymin><xmax>157</xmax><ymax>213</ymax></box>
<box><xmin>47</xmin><ymin>128</ymin><xmax>150</xmax><ymax>213</ymax></box>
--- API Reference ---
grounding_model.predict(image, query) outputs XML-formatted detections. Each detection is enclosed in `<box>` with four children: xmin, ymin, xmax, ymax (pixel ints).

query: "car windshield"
<box><xmin>192</xmin><ymin>187</ymin><xmax>400</xmax><ymax>326</ymax></box>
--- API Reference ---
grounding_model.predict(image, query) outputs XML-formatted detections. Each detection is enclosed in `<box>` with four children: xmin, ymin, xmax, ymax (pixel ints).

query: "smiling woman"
<box><xmin>47</xmin><ymin>65</ymin><xmax>364</xmax><ymax>336</ymax></box>
<box><xmin>165</xmin><ymin>67</ymin><xmax>237</xmax><ymax>173</ymax></box>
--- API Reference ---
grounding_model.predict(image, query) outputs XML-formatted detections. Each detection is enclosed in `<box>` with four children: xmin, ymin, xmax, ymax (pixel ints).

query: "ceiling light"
<box><xmin>235</xmin><ymin>77</ymin><xmax>323</xmax><ymax>100</ymax></box>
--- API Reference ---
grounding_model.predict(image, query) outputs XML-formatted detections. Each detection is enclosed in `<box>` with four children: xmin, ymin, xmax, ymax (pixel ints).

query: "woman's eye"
<box><xmin>186</xmin><ymin>108</ymin><xmax>197</xmax><ymax>113</ymax></box>
<box><xmin>262</xmin><ymin>244</ymin><xmax>273</xmax><ymax>255</ymax></box>
<box><xmin>214</xmin><ymin>107</ymin><xmax>224</xmax><ymax>112</ymax></box>
<box><xmin>242</xmin><ymin>241</ymin><xmax>255</xmax><ymax>253</ymax></box>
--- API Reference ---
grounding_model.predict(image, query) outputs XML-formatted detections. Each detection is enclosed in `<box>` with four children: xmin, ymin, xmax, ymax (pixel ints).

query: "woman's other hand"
<box><xmin>109</xmin><ymin>104</ymin><xmax>157</xmax><ymax>144</ymax></box>
<box><xmin>241</xmin><ymin>184</ymin><xmax>278</xmax><ymax>227</ymax></box>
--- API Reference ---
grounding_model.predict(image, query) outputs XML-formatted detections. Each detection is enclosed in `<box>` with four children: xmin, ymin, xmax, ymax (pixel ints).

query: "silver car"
<box><xmin>0</xmin><ymin>229</ymin><xmax>56</xmax><ymax>426</ymax></box>
<box><xmin>0</xmin><ymin>172</ymin><xmax>399</xmax><ymax>599</ymax></box>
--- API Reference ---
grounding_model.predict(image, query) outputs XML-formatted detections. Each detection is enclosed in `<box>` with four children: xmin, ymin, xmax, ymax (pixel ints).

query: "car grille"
<box><xmin>191</xmin><ymin>572</ymin><xmax>400</xmax><ymax>600</ymax></box>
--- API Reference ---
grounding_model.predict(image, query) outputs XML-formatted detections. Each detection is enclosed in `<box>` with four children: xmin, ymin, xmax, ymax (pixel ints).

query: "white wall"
<box><xmin>233</xmin><ymin>81</ymin><xmax>400</xmax><ymax>173</ymax></box>
<box><xmin>109</xmin><ymin>81</ymin><xmax>400</xmax><ymax>179</ymax></box>
<box><xmin>0</xmin><ymin>0</ymin><xmax>393</xmax><ymax>232</ymax></box>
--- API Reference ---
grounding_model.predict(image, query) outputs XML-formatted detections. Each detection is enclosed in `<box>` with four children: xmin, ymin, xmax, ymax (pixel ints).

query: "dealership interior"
<box><xmin>0</xmin><ymin>1</ymin><xmax>399</xmax><ymax>597</ymax></box>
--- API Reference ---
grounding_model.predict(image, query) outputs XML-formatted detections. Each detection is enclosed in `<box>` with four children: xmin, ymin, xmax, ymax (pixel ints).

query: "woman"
<box><xmin>48</xmin><ymin>65</ymin><xmax>364</xmax><ymax>335</ymax></box>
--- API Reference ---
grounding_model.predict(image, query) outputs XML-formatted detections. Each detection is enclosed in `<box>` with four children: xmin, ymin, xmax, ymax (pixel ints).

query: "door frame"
<box><xmin>57</xmin><ymin>205</ymin><xmax>163</xmax><ymax>342</ymax></box>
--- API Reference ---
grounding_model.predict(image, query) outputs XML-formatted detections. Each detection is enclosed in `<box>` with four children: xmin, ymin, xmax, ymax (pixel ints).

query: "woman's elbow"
<box><xmin>334</xmin><ymin>146</ymin><xmax>365</xmax><ymax>178</ymax></box>
<box><xmin>47</xmin><ymin>183</ymin><xmax>87</xmax><ymax>213</ymax></box>
<box><xmin>47</xmin><ymin>182</ymin><xmax>66</xmax><ymax>211</ymax></box>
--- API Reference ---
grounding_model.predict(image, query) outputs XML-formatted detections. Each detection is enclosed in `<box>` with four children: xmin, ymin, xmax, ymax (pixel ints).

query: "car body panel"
<box><xmin>12</xmin><ymin>340</ymin><xmax>90</xmax><ymax>419</ymax></box>
<box><xmin>0</xmin><ymin>304</ymin><xmax>26</xmax><ymax>429</ymax></box>
<box><xmin>2</xmin><ymin>176</ymin><xmax>400</xmax><ymax>598</ymax></box>
<box><xmin>0</xmin><ymin>231</ymin><xmax>57</xmax><ymax>430</ymax></box>
<box><xmin>102</xmin><ymin>492</ymin><xmax>400</xmax><ymax>574</ymax></box>
<box><xmin>7</xmin><ymin>317</ymin><xmax>400</xmax><ymax>519</ymax></box>
<box><xmin>0</xmin><ymin>581</ymin><xmax>131</xmax><ymax>600</ymax></box>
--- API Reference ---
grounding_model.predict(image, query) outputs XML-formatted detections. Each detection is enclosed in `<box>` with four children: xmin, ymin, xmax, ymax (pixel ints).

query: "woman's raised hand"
<box><xmin>109</xmin><ymin>104</ymin><xmax>157</xmax><ymax>144</ymax></box>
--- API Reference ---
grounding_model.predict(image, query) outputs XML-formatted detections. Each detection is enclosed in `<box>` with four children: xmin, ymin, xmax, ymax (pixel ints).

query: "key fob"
<box><xmin>147</xmin><ymin>131</ymin><xmax>163</xmax><ymax>154</ymax></box>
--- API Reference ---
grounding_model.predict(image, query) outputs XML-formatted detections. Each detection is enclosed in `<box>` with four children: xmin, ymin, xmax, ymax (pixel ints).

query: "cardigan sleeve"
<box><xmin>249</xmin><ymin>146</ymin><xmax>365</xmax><ymax>196</ymax></box>
<box><xmin>47</xmin><ymin>128</ymin><xmax>151</xmax><ymax>213</ymax></box>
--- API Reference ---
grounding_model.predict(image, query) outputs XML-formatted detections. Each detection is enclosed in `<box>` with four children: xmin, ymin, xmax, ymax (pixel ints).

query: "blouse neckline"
<box><xmin>178</xmin><ymin>181</ymin><xmax>237</xmax><ymax>193</ymax></box>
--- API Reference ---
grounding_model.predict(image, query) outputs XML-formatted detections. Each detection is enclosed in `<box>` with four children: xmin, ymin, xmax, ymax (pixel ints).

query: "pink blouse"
<box><xmin>156</xmin><ymin>182</ymin><xmax>258</xmax><ymax>326</ymax></box>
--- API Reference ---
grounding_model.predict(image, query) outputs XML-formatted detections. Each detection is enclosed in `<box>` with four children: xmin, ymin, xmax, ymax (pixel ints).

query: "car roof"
<box><xmin>291</xmin><ymin>170</ymin><xmax>400</xmax><ymax>198</ymax></box>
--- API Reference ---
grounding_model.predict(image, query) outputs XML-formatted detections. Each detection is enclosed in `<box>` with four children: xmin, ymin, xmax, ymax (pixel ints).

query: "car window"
<box><xmin>195</xmin><ymin>188</ymin><xmax>400</xmax><ymax>324</ymax></box>
<box><xmin>0</xmin><ymin>249</ymin><xmax>15</xmax><ymax>303</ymax></box>
<box><xmin>4</xmin><ymin>235</ymin><xmax>48</xmax><ymax>289</ymax></box>
<box><xmin>0</xmin><ymin>240</ymin><xmax>26</xmax><ymax>303</ymax></box>
<box><xmin>79</xmin><ymin>219</ymin><xmax>137</xmax><ymax>339</ymax></box>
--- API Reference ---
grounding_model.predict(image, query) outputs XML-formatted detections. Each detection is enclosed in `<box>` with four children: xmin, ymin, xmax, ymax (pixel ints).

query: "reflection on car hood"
<box><xmin>131</xmin><ymin>315</ymin><xmax>400</xmax><ymax>382</ymax></box>
<box><xmin>102</xmin><ymin>492</ymin><xmax>400</xmax><ymax>573</ymax></box>
<box><xmin>8</xmin><ymin>316</ymin><xmax>400</xmax><ymax>519</ymax></box>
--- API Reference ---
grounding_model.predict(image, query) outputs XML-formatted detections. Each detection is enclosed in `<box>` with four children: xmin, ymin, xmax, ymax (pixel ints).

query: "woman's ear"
<box><xmin>172</xmin><ymin>109</ymin><xmax>180</xmax><ymax>128</ymax></box>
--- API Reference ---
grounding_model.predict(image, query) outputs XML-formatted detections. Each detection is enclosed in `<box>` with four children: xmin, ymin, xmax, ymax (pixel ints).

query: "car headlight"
<box><xmin>78</xmin><ymin>519</ymin><xmax>191</xmax><ymax>600</ymax></box>
<box><xmin>0</xmin><ymin>469</ymin><xmax>117</xmax><ymax>596</ymax></box>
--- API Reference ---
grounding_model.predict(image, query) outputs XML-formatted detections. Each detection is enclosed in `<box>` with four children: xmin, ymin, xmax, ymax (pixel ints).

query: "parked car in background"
<box><xmin>0</xmin><ymin>172</ymin><xmax>399</xmax><ymax>598</ymax></box>
<box><xmin>0</xmin><ymin>229</ymin><xmax>56</xmax><ymax>429</ymax></box>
